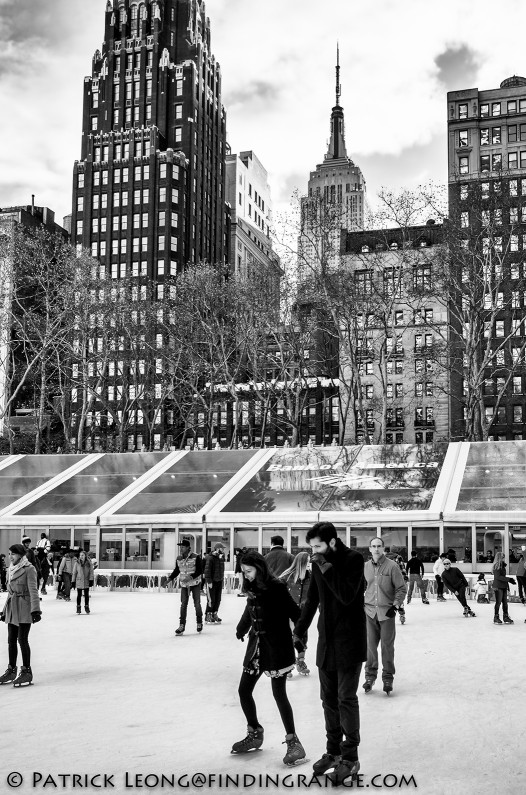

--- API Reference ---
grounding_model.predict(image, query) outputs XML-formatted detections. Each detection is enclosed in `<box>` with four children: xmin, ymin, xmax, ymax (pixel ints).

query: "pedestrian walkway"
<box><xmin>0</xmin><ymin>591</ymin><xmax>523</xmax><ymax>794</ymax></box>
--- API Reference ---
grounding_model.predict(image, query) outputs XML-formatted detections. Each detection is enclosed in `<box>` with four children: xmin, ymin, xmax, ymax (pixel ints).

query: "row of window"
<box><xmin>357</xmin><ymin>407</ymin><xmax>434</xmax><ymax>425</ymax></box>
<box><xmin>459</xmin><ymin>125</ymin><xmax>526</xmax><ymax>147</ymax></box>
<box><xmin>77</xmin><ymin>211</ymin><xmax>177</xmax><ymax>237</ymax></box>
<box><xmin>459</xmin><ymin>152</ymin><xmax>526</xmax><ymax>173</ymax></box>
<box><xmin>72</xmin><ymin>383</ymin><xmax>165</xmax><ymax>404</ymax></box>
<box><xmin>458</xmin><ymin>99</ymin><xmax>526</xmax><ymax>120</ymax></box>
<box><xmin>89</xmin><ymin>235</ymin><xmax>178</xmax><ymax>257</ymax></box>
<box><xmin>362</xmin><ymin>382</ymin><xmax>434</xmax><ymax>399</ymax></box>
<box><xmin>76</xmin><ymin>187</ymin><xmax>179</xmax><ymax>213</ymax></box>
<box><xmin>78</xmin><ymin>162</ymin><xmax>176</xmax><ymax>190</ymax></box>
<box><xmin>80</xmin><ymin>284</ymin><xmax>174</xmax><ymax>305</ymax></box>
<box><xmin>460</xmin><ymin>179</ymin><xmax>526</xmax><ymax>200</ymax></box>
<box><xmin>354</xmin><ymin>265</ymin><xmax>432</xmax><ymax>293</ymax></box>
<box><xmin>484</xmin><ymin>377</ymin><xmax>526</xmax><ymax>396</ymax></box>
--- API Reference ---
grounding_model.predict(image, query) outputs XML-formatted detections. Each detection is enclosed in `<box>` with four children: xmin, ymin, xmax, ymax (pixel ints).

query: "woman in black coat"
<box><xmin>232</xmin><ymin>552</ymin><xmax>306</xmax><ymax>767</ymax></box>
<box><xmin>492</xmin><ymin>552</ymin><xmax>515</xmax><ymax>625</ymax></box>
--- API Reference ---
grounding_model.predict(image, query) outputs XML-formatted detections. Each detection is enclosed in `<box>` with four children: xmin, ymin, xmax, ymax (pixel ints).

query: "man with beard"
<box><xmin>294</xmin><ymin>522</ymin><xmax>366</xmax><ymax>787</ymax></box>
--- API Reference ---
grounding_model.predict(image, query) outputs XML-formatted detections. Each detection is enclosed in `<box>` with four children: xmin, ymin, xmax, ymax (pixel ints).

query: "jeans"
<box><xmin>517</xmin><ymin>575</ymin><xmax>526</xmax><ymax>601</ymax></box>
<box><xmin>408</xmin><ymin>574</ymin><xmax>427</xmax><ymax>599</ymax></box>
<box><xmin>76</xmin><ymin>588</ymin><xmax>90</xmax><ymax>608</ymax></box>
<box><xmin>180</xmin><ymin>584</ymin><xmax>203</xmax><ymax>624</ymax></box>
<box><xmin>318</xmin><ymin>664</ymin><xmax>362</xmax><ymax>762</ymax></box>
<box><xmin>205</xmin><ymin>581</ymin><xmax>223</xmax><ymax>617</ymax></box>
<box><xmin>494</xmin><ymin>588</ymin><xmax>509</xmax><ymax>617</ymax></box>
<box><xmin>435</xmin><ymin>574</ymin><xmax>444</xmax><ymax>596</ymax></box>
<box><xmin>8</xmin><ymin>623</ymin><xmax>31</xmax><ymax>668</ymax></box>
<box><xmin>238</xmin><ymin>671</ymin><xmax>295</xmax><ymax>734</ymax></box>
<box><xmin>365</xmin><ymin>614</ymin><xmax>396</xmax><ymax>683</ymax></box>
<box><xmin>61</xmin><ymin>572</ymin><xmax>72</xmax><ymax>599</ymax></box>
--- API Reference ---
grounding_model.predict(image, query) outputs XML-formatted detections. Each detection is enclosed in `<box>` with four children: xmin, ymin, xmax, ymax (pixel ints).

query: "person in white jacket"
<box><xmin>433</xmin><ymin>553</ymin><xmax>448</xmax><ymax>602</ymax></box>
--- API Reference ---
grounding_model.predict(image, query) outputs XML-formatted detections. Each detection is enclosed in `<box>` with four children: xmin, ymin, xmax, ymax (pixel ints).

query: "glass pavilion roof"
<box><xmin>0</xmin><ymin>441</ymin><xmax>524</xmax><ymax>524</ymax></box>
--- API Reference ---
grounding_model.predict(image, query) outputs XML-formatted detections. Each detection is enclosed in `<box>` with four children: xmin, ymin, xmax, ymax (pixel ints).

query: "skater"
<box><xmin>0</xmin><ymin>543</ymin><xmax>41</xmax><ymax>686</ymax></box>
<box><xmin>58</xmin><ymin>549</ymin><xmax>75</xmax><ymax>601</ymax></box>
<box><xmin>433</xmin><ymin>553</ymin><xmax>448</xmax><ymax>602</ymax></box>
<box><xmin>440</xmin><ymin>560</ymin><xmax>475</xmax><ymax>617</ymax></box>
<box><xmin>232</xmin><ymin>552</ymin><xmax>307</xmax><ymax>767</ymax></box>
<box><xmin>406</xmin><ymin>551</ymin><xmax>429</xmax><ymax>604</ymax></box>
<box><xmin>363</xmin><ymin>538</ymin><xmax>407</xmax><ymax>697</ymax></box>
<box><xmin>167</xmin><ymin>539</ymin><xmax>203</xmax><ymax>634</ymax></box>
<box><xmin>36</xmin><ymin>532</ymin><xmax>51</xmax><ymax>554</ymax></box>
<box><xmin>0</xmin><ymin>553</ymin><xmax>6</xmax><ymax>592</ymax></box>
<box><xmin>235</xmin><ymin>547</ymin><xmax>248</xmax><ymax>596</ymax></box>
<box><xmin>204</xmin><ymin>543</ymin><xmax>225</xmax><ymax>623</ymax></box>
<box><xmin>36</xmin><ymin>548</ymin><xmax>50</xmax><ymax>595</ymax></box>
<box><xmin>264</xmin><ymin>535</ymin><xmax>293</xmax><ymax>577</ymax></box>
<box><xmin>491</xmin><ymin>552</ymin><xmax>515</xmax><ymax>625</ymax></box>
<box><xmin>22</xmin><ymin>536</ymin><xmax>41</xmax><ymax>591</ymax></box>
<box><xmin>280</xmin><ymin>551</ymin><xmax>311</xmax><ymax>676</ymax></box>
<box><xmin>516</xmin><ymin>548</ymin><xmax>526</xmax><ymax>605</ymax></box>
<box><xmin>71</xmin><ymin>550</ymin><xmax>94</xmax><ymax>614</ymax></box>
<box><xmin>474</xmin><ymin>573</ymin><xmax>489</xmax><ymax>604</ymax></box>
<box><xmin>295</xmin><ymin>522</ymin><xmax>366</xmax><ymax>786</ymax></box>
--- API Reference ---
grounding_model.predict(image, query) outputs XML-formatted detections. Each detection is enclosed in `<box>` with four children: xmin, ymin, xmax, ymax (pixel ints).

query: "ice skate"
<box><xmin>326</xmin><ymin>759</ymin><xmax>360</xmax><ymax>786</ymax></box>
<box><xmin>85</xmin><ymin>606</ymin><xmax>90</xmax><ymax>614</ymax></box>
<box><xmin>383</xmin><ymin>681</ymin><xmax>393</xmax><ymax>695</ymax></box>
<box><xmin>398</xmin><ymin>606</ymin><xmax>406</xmax><ymax>624</ymax></box>
<box><xmin>362</xmin><ymin>678</ymin><xmax>375</xmax><ymax>693</ymax></box>
<box><xmin>196</xmin><ymin>622</ymin><xmax>203</xmax><ymax>633</ymax></box>
<box><xmin>213</xmin><ymin>612</ymin><xmax>222</xmax><ymax>624</ymax></box>
<box><xmin>463</xmin><ymin>607</ymin><xmax>471</xmax><ymax>618</ymax></box>
<box><xmin>312</xmin><ymin>753</ymin><xmax>340</xmax><ymax>775</ymax></box>
<box><xmin>296</xmin><ymin>658</ymin><xmax>310</xmax><ymax>676</ymax></box>
<box><xmin>282</xmin><ymin>733</ymin><xmax>307</xmax><ymax>766</ymax></box>
<box><xmin>0</xmin><ymin>665</ymin><xmax>16</xmax><ymax>685</ymax></box>
<box><xmin>175</xmin><ymin>623</ymin><xmax>186</xmax><ymax>635</ymax></box>
<box><xmin>422</xmin><ymin>598</ymin><xmax>430</xmax><ymax>604</ymax></box>
<box><xmin>76</xmin><ymin>605</ymin><xmax>81</xmax><ymax>614</ymax></box>
<box><xmin>205</xmin><ymin>613</ymin><xmax>213</xmax><ymax>623</ymax></box>
<box><xmin>437</xmin><ymin>596</ymin><xmax>447</xmax><ymax>602</ymax></box>
<box><xmin>493</xmin><ymin>616</ymin><xmax>503</xmax><ymax>624</ymax></box>
<box><xmin>466</xmin><ymin>608</ymin><xmax>476</xmax><ymax>617</ymax></box>
<box><xmin>503</xmin><ymin>615</ymin><xmax>514</xmax><ymax>624</ymax></box>
<box><xmin>231</xmin><ymin>725</ymin><xmax>264</xmax><ymax>754</ymax></box>
<box><xmin>13</xmin><ymin>666</ymin><xmax>33</xmax><ymax>687</ymax></box>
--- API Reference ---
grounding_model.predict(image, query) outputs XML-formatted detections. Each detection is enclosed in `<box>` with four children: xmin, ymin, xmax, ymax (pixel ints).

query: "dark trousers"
<box><xmin>435</xmin><ymin>574</ymin><xmax>444</xmax><ymax>596</ymax></box>
<box><xmin>494</xmin><ymin>588</ymin><xmax>509</xmax><ymax>616</ymax></box>
<box><xmin>0</xmin><ymin>570</ymin><xmax>6</xmax><ymax>591</ymax></box>
<box><xmin>238</xmin><ymin>670</ymin><xmax>295</xmax><ymax>734</ymax></box>
<box><xmin>408</xmin><ymin>573</ymin><xmax>427</xmax><ymax>598</ymax></box>
<box><xmin>318</xmin><ymin>663</ymin><xmax>362</xmax><ymax>762</ymax></box>
<box><xmin>365</xmin><ymin>614</ymin><xmax>396</xmax><ymax>683</ymax></box>
<box><xmin>61</xmin><ymin>572</ymin><xmax>72</xmax><ymax>599</ymax></box>
<box><xmin>8</xmin><ymin>623</ymin><xmax>31</xmax><ymax>668</ymax></box>
<box><xmin>180</xmin><ymin>584</ymin><xmax>202</xmax><ymax>624</ymax></box>
<box><xmin>76</xmin><ymin>587</ymin><xmax>90</xmax><ymax>608</ymax></box>
<box><xmin>517</xmin><ymin>575</ymin><xmax>526</xmax><ymax>600</ymax></box>
<box><xmin>454</xmin><ymin>586</ymin><xmax>468</xmax><ymax>609</ymax></box>
<box><xmin>205</xmin><ymin>581</ymin><xmax>223</xmax><ymax>616</ymax></box>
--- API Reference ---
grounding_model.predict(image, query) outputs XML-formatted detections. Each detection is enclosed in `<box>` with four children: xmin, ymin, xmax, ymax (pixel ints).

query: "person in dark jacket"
<box><xmin>406</xmin><ymin>551</ymin><xmax>429</xmax><ymax>604</ymax></box>
<box><xmin>295</xmin><ymin>522</ymin><xmax>366</xmax><ymax>787</ymax></box>
<box><xmin>22</xmin><ymin>536</ymin><xmax>41</xmax><ymax>589</ymax></box>
<box><xmin>440</xmin><ymin>561</ymin><xmax>475</xmax><ymax>617</ymax></box>
<box><xmin>492</xmin><ymin>552</ymin><xmax>515</xmax><ymax>625</ymax></box>
<box><xmin>0</xmin><ymin>554</ymin><xmax>6</xmax><ymax>592</ymax></box>
<box><xmin>204</xmin><ymin>543</ymin><xmax>225</xmax><ymax>624</ymax></box>
<box><xmin>167</xmin><ymin>540</ymin><xmax>204</xmax><ymax>635</ymax></box>
<box><xmin>0</xmin><ymin>544</ymin><xmax>41</xmax><ymax>686</ymax></box>
<box><xmin>231</xmin><ymin>552</ymin><xmax>307</xmax><ymax>767</ymax></box>
<box><xmin>264</xmin><ymin>536</ymin><xmax>293</xmax><ymax>577</ymax></box>
<box><xmin>280</xmin><ymin>551</ymin><xmax>311</xmax><ymax>676</ymax></box>
<box><xmin>36</xmin><ymin>548</ymin><xmax>50</xmax><ymax>596</ymax></box>
<box><xmin>71</xmin><ymin>550</ymin><xmax>94</xmax><ymax>615</ymax></box>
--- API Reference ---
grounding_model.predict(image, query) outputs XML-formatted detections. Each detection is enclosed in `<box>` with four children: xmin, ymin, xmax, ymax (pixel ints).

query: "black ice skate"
<box><xmin>0</xmin><ymin>665</ymin><xmax>17</xmax><ymax>685</ymax></box>
<box><xmin>312</xmin><ymin>753</ymin><xmax>341</xmax><ymax>775</ymax></box>
<box><xmin>296</xmin><ymin>659</ymin><xmax>310</xmax><ymax>676</ymax></box>
<box><xmin>398</xmin><ymin>606</ymin><xmax>406</xmax><ymax>624</ymax></box>
<box><xmin>493</xmin><ymin>616</ymin><xmax>503</xmax><ymax>624</ymax></box>
<box><xmin>326</xmin><ymin>759</ymin><xmax>360</xmax><ymax>786</ymax></box>
<box><xmin>422</xmin><ymin>598</ymin><xmax>430</xmax><ymax>604</ymax></box>
<box><xmin>196</xmin><ymin>622</ymin><xmax>203</xmax><ymax>632</ymax></box>
<box><xmin>13</xmin><ymin>666</ymin><xmax>33</xmax><ymax>687</ymax></box>
<box><xmin>362</xmin><ymin>678</ymin><xmax>375</xmax><ymax>693</ymax></box>
<box><xmin>383</xmin><ymin>681</ymin><xmax>393</xmax><ymax>696</ymax></box>
<box><xmin>503</xmin><ymin>615</ymin><xmax>514</xmax><ymax>624</ymax></box>
<box><xmin>231</xmin><ymin>725</ymin><xmax>264</xmax><ymax>754</ymax></box>
<box><xmin>282</xmin><ymin>733</ymin><xmax>307</xmax><ymax>766</ymax></box>
<box><xmin>175</xmin><ymin>623</ymin><xmax>186</xmax><ymax>635</ymax></box>
<box><xmin>466</xmin><ymin>608</ymin><xmax>476</xmax><ymax>617</ymax></box>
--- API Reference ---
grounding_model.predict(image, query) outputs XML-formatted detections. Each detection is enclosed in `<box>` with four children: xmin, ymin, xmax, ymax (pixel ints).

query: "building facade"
<box><xmin>447</xmin><ymin>76</ymin><xmax>526</xmax><ymax>440</ymax></box>
<box><xmin>69</xmin><ymin>0</ymin><xmax>228</xmax><ymax>451</ymax></box>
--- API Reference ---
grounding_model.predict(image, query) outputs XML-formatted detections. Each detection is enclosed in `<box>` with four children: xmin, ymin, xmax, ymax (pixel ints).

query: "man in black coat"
<box><xmin>295</xmin><ymin>522</ymin><xmax>366</xmax><ymax>787</ymax></box>
<box><xmin>264</xmin><ymin>535</ymin><xmax>293</xmax><ymax>577</ymax></box>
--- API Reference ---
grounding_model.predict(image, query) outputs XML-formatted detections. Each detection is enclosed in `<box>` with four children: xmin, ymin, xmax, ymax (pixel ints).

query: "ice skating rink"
<box><xmin>0</xmin><ymin>589</ymin><xmax>523</xmax><ymax>795</ymax></box>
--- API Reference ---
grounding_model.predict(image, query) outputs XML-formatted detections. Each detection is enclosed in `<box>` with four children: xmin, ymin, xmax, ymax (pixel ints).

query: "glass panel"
<box><xmin>349</xmin><ymin>526</ymin><xmax>373</xmax><ymax>560</ymax></box>
<box><xmin>48</xmin><ymin>527</ymin><xmax>72</xmax><ymax>555</ymax></box>
<box><xmin>73</xmin><ymin>528</ymin><xmax>97</xmax><ymax>556</ymax></box>
<box><xmin>222</xmin><ymin>444</ymin><xmax>447</xmax><ymax>513</ymax></box>
<box><xmin>116</xmin><ymin>450</ymin><xmax>257</xmax><ymax>514</ymax></box>
<box><xmin>456</xmin><ymin>441</ymin><xmax>526</xmax><ymax>510</ymax></box>
<box><xmin>205</xmin><ymin>528</ymin><xmax>232</xmax><ymax>564</ymax></box>
<box><xmin>178</xmin><ymin>529</ymin><xmax>204</xmax><ymax>557</ymax></box>
<box><xmin>381</xmin><ymin>527</ymin><xmax>408</xmax><ymax>560</ymax></box>
<box><xmin>262</xmin><ymin>527</ymin><xmax>287</xmax><ymax>555</ymax></box>
<box><xmin>125</xmin><ymin>528</ymin><xmax>149</xmax><ymax>568</ymax></box>
<box><xmin>509</xmin><ymin>526</ymin><xmax>526</xmax><ymax>574</ymax></box>
<box><xmin>16</xmin><ymin>454</ymin><xmax>168</xmax><ymax>515</ymax></box>
<box><xmin>412</xmin><ymin>527</ymin><xmax>439</xmax><ymax>562</ymax></box>
<box><xmin>444</xmin><ymin>526</ymin><xmax>472</xmax><ymax>563</ymax></box>
<box><xmin>234</xmin><ymin>527</ymin><xmax>259</xmax><ymax>554</ymax></box>
<box><xmin>0</xmin><ymin>455</ymin><xmax>84</xmax><ymax>510</ymax></box>
<box><xmin>100</xmin><ymin>528</ymin><xmax>123</xmax><ymax>568</ymax></box>
<box><xmin>151</xmin><ymin>528</ymin><xmax>176</xmax><ymax>570</ymax></box>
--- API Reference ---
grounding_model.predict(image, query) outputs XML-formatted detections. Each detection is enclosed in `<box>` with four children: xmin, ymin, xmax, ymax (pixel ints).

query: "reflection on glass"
<box><xmin>444</xmin><ymin>527</ymin><xmax>472</xmax><ymax>563</ymax></box>
<box><xmin>223</xmin><ymin>444</ymin><xmax>447</xmax><ymax>514</ymax></box>
<box><xmin>73</xmin><ymin>529</ymin><xmax>97</xmax><ymax>556</ymax></box>
<box><xmin>0</xmin><ymin>455</ymin><xmax>84</xmax><ymax>510</ymax></box>
<box><xmin>151</xmin><ymin>528</ymin><xmax>176</xmax><ymax>570</ymax></box>
<box><xmin>509</xmin><ymin>526</ymin><xmax>526</xmax><ymax>574</ymax></box>
<box><xmin>382</xmin><ymin>528</ymin><xmax>408</xmax><ymax>561</ymax></box>
<box><xmin>457</xmin><ymin>441</ymin><xmax>526</xmax><ymax>510</ymax></box>
<box><xmin>125</xmin><ymin>529</ymin><xmax>149</xmax><ymax>568</ymax></box>
<box><xmin>100</xmin><ymin>529</ymin><xmax>123</xmax><ymax>568</ymax></box>
<box><xmin>350</xmin><ymin>527</ymin><xmax>377</xmax><ymax>560</ymax></box>
<box><xmin>262</xmin><ymin>528</ymin><xmax>286</xmax><ymax>556</ymax></box>
<box><xmin>206</xmin><ymin>528</ymin><xmax>231</xmax><ymax>562</ymax></box>
<box><xmin>412</xmin><ymin>528</ymin><xmax>439</xmax><ymax>562</ymax></box>
<box><xmin>233</xmin><ymin>527</ymin><xmax>258</xmax><ymax>554</ymax></box>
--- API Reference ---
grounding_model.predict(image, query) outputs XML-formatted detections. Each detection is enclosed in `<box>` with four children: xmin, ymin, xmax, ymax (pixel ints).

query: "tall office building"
<box><xmin>298</xmin><ymin>50</ymin><xmax>365</xmax><ymax>279</ymax></box>
<box><xmin>447</xmin><ymin>76</ymin><xmax>526</xmax><ymax>440</ymax></box>
<box><xmin>69</xmin><ymin>0</ymin><xmax>227</xmax><ymax>450</ymax></box>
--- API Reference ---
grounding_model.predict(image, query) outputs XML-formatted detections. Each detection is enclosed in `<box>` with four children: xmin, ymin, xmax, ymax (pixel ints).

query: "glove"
<box><xmin>31</xmin><ymin>612</ymin><xmax>42</xmax><ymax>623</ymax></box>
<box><xmin>386</xmin><ymin>605</ymin><xmax>397</xmax><ymax>618</ymax></box>
<box><xmin>89</xmin><ymin>581</ymin><xmax>94</xmax><ymax>587</ymax></box>
<box><xmin>293</xmin><ymin>634</ymin><xmax>305</xmax><ymax>653</ymax></box>
<box><xmin>311</xmin><ymin>553</ymin><xmax>332</xmax><ymax>574</ymax></box>
<box><xmin>236</xmin><ymin>631</ymin><xmax>245</xmax><ymax>642</ymax></box>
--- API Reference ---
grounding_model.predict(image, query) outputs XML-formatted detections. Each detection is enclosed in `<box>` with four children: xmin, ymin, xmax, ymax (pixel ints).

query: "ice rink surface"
<box><xmin>0</xmin><ymin>587</ymin><xmax>523</xmax><ymax>795</ymax></box>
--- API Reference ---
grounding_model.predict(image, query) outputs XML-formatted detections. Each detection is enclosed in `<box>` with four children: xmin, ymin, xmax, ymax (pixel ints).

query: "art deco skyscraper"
<box><xmin>71</xmin><ymin>0</ymin><xmax>226</xmax><ymax>274</ymax></box>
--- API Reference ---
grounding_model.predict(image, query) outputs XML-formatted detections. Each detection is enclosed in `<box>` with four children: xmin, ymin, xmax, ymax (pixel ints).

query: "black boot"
<box><xmin>0</xmin><ymin>665</ymin><xmax>17</xmax><ymax>685</ymax></box>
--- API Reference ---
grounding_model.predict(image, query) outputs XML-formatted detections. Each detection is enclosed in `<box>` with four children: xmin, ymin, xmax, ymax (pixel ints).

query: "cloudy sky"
<box><xmin>1</xmin><ymin>0</ymin><xmax>526</xmax><ymax>226</ymax></box>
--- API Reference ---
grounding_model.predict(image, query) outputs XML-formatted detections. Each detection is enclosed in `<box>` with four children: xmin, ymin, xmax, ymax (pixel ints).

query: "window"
<box><xmin>509</xmin><ymin>100</ymin><xmax>517</xmax><ymax>114</ymax></box>
<box><xmin>159</xmin><ymin>187</ymin><xmax>166</xmax><ymax>203</ymax></box>
<box><xmin>460</xmin><ymin>185</ymin><xmax>468</xmax><ymax>201</ymax></box>
<box><xmin>513</xmin><ymin>376</ymin><xmax>522</xmax><ymax>395</ymax></box>
<box><xmin>521</xmin><ymin>99</ymin><xmax>526</xmax><ymax>113</ymax></box>
<box><xmin>492</xmin><ymin>127</ymin><xmax>501</xmax><ymax>145</ymax></box>
<box><xmin>459</xmin><ymin>156</ymin><xmax>469</xmax><ymax>175</ymax></box>
<box><xmin>509</xmin><ymin>125</ymin><xmax>518</xmax><ymax>142</ymax></box>
<box><xmin>365</xmin><ymin>385</ymin><xmax>374</xmax><ymax>399</ymax></box>
<box><xmin>395</xmin><ymin>383</ymin><xmax>403</xmax><ymax>398</ymax></box>
<box><xmin>495</xmin><ymin>320</ymin><xmax>505</xmax><ymax>337</ymax></box>
<box><xmin>492</xmin><ymin>153</ymin><xmax>502</xmax><ymax>170</ymax></box>
<box><xmin>460</xmin><ymin>211</ymin><xmax>469</xmax><ymax>228</ymax></box>
<box><xmin>394</xmin><ymin>310</ymin><xmax>403</xmax><ymax>326</ymax></box>
<box><xmin>459</xmin><ymin>103</ymin><xmax>468</xmax><ymax>119</ymax></box>
<box><xmin>480</xmin><ymin>128</ymin><xmax>489</xmax><ymax>146</ymax></box>
<box><xmin>480</xmin><ymin>155</ymin><xmax>490</xmax><ymax>172</ymax></box>
<box><xmin>513</xmin><ymin>405</ymin><xmax>523</xmax><ymax>423</ymax></box>
<box><xmin>175</xmin><ymin>127</ymin><xmax>182</xmax><ymax>143</ymax></box>
<box><xmin>509</xmin><ymin>152</ymin><xmax>518</xmax><ymax>169</ymax></box>
<box><xmin>459</xmin><ymin>130</ymin><xmax>468</xmax><ymax>147</ymax></box>
<box><xmin>492</xmin><ymin>102</ymin><xmax>501</xmax><ymax>116</ymax></box>
<box><xmin>480</xmin><ymin>103</ymin><xmax>489</xmax><ymax>117</ymax></box>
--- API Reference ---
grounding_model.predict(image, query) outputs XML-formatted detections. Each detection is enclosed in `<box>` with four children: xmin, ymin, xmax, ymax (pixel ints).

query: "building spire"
<box><xmin>325</xmin><ymin>45</ymin><xmax>348</xmax><ymax>161</ymax></box>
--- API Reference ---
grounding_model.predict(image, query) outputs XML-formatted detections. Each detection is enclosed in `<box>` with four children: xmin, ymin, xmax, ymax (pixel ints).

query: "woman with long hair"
<box><xmin>231</xmin><ymin>552</ymin><xmax>307</xmax><ymax>767</ymax></box>
<box><xmin>492</xmin><ymin>551</ymin><xmax>515</xmax><ymax>625</ymax></box>
<box><xmin>71</xmin><ymin>550</ymin><xmax>94</xmax><ymax>615</ymax></box>
<box><xmin>280</xmin><ymin>551</ymin><xmax>311</xmax><ymax>675</ymax></box>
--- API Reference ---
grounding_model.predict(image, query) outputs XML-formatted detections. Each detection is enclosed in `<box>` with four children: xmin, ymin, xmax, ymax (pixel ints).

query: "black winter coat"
<box><xmin>295</xmin><ymin>539</ymin><xmax>366</xmax><ymax>669</ymax></box>
<box><xmin>283</xmin><ymin>569</ymin><xmax>311</xmax><ymax>608</ymax></box>
<box><xmin>492</xmin><ymin>562</ymin><xmax>511</xmax><ymax>590</ymax></box>
<box><xmin>236</xmin><ymin>579</ymin><xmax>300</xmax><ymax>673</ymax></box>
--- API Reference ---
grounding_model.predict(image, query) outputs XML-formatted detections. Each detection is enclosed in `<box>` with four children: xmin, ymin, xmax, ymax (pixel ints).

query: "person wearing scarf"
<box><xmin>0</xmin><ymin>543</ymin><xmax>41</xmax><ymax>686</ymax></box>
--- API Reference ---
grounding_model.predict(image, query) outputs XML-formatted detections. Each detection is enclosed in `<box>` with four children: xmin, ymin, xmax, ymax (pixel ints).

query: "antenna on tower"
<box><xmin>335</xmin><ymin>42</ymin><xmax>341</xmax><ymax>106</ymax></box>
